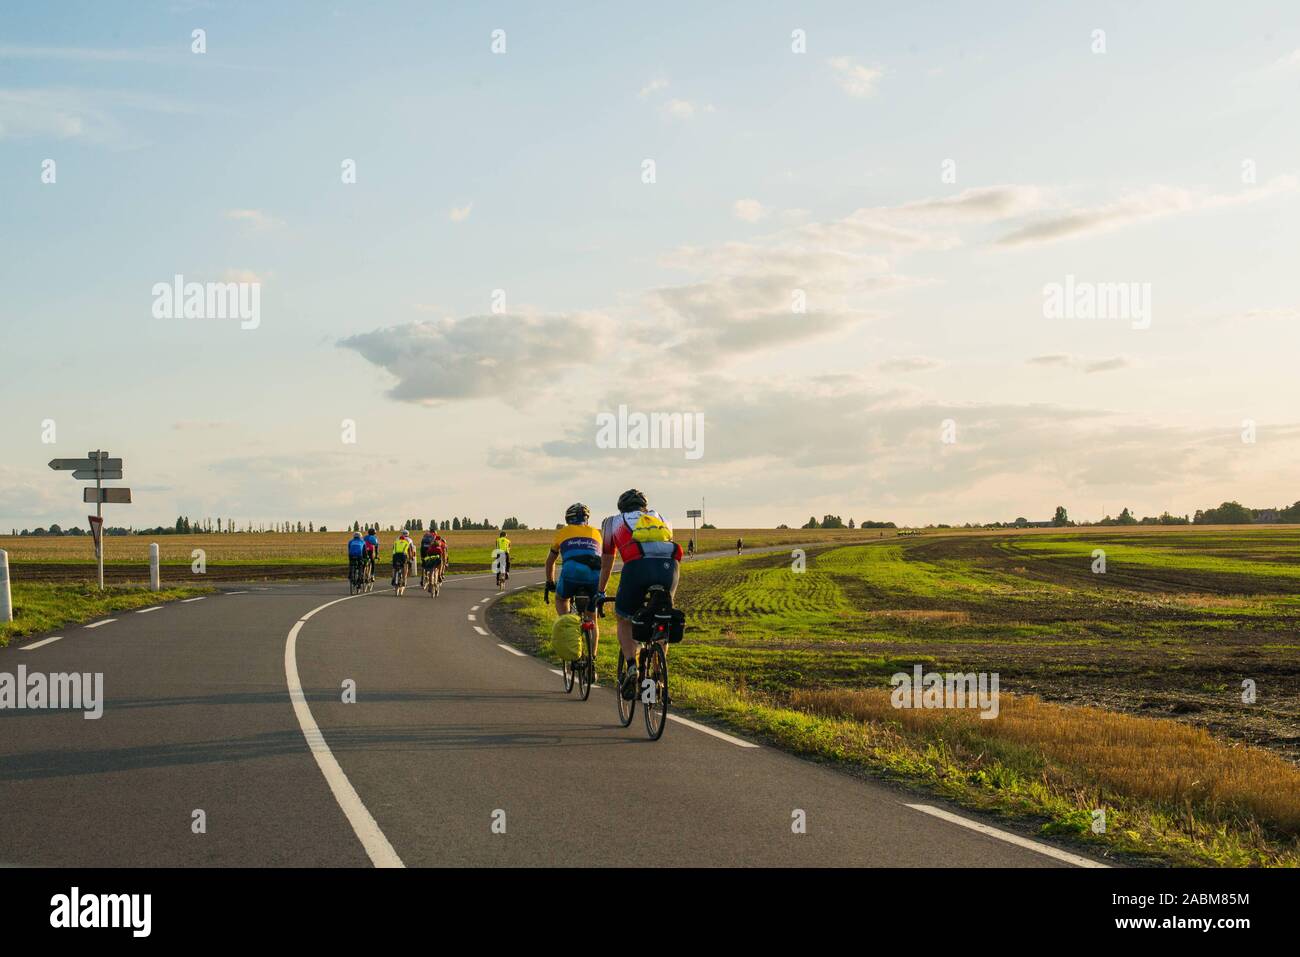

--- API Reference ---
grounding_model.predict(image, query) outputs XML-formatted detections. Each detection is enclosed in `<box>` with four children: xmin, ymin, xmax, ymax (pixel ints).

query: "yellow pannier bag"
<box><xmin>551</xmin><ymin>613</ymin><xmax>584</xmax><ymax>661</ymax></box>
<box><xmin>630</xmin><ymin>513</ymin><xmax>672</xmax><ymax>543</ymax></box>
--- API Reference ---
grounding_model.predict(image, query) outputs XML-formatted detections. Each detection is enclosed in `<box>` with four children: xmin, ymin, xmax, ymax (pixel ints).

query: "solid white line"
<box><xmin>181</xmin><ymin>597</ymin><xmax>206</xmax><ymax>603</ymax></box>
<box><xmin>227</xmin><ymin>590</ymin><xmax>248</xmax><ymax>595</ymax></box>
<box><xmin>550</xmin><ymin>668</ymin><xmax>564</xmax><ymax>676</ymax></box>
<box><xmin>667</xmin><ymin>714</ymin><xmax>760</xmax><ymax>749</ymax></box>
<box><xmin>284</xmin><ymin>591</ymin><xmax>403</xmax><ymax>868</ymax></box>
<box><xmin>904</xmin><ymin>804</ymin><xmax>1109</xmax><ymax>868</ymax></box>
<box><xmin>498</xmin><ymin>643</ymin><xmax>526</xmax><ymax>657</ymax></box>
<box><xmin>473</xmin><ymin>625</ymin><xmax>488</xmax><ymax>636</ymax></box>
<box><xmin>21</xmin><ymin>636</ymin><xmax>63</xmax><ymax>651</ymax></box>
<box><xmin>135</xmin><ymin>606</ymin><xmax>162</xmax><ymax>614</ymax></box>
<box><xmin>466</xmin><ymin>613</ymin><xmax>476</xmax><ymax>621</ymax></box>
<box><xmin>84</xmin><ymin>619</ymin><xmax>116</xmax><ymax>629</ymax></box>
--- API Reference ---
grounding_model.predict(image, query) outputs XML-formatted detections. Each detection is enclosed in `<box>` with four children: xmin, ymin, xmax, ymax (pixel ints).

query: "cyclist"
<box><xmin>347</xmin><ymin>531</ymin><xmax>366</xmax><ymax>585</ymax></box>
<box><xmin>392</xmin><ymin>530</ymin><xmax>416</xmax><ymax>587</ymax></box>
<box><xmin>363</xmin><ymin>527</ymin><xmax>380</xmax><ymax>579</ymax></box>
<box><xmin>736</xmin><ymin>537</ymin><xmax>743</xmax><ymax>555</ymax></box>
<box><xmin>419</xmin><ymin>527</ymin><xmax>440</xmax><ymax>587</ymax></box>
<box><xmin>494</xmin><ymin>528</ymin><xmax>512</xmax><ymax>584</ymax></box>
<box><xmin>596</xmin><ymin>489</ymin><xmax>682</xmax><ymax>700</ymax></box>
<box><xmin>687</xmin><ymin>538</ymin><xmax>695</xmax><ymax>558</ymax></box>
<box><xmin>545</xmin><ymin>503</ymin><xmax>603</xmax><ymax>661</ymax></box>
<box><xmin>432</xmin><ymin>528</ymin><xmax>449</xmax><ymax>584</ymax></box>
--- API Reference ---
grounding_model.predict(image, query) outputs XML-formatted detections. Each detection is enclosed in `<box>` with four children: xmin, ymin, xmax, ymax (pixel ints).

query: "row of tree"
<box><xmin>789</xmin><ymin>516</ymin><xmax>897</xmax><ymax>530</ymax></box>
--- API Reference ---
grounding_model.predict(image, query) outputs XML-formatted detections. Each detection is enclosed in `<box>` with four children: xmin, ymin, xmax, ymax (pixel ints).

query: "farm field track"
<box><xmin>0</xmin><ymin>527</ymin><xmax>892</xmax><ymax>583</ymax></box>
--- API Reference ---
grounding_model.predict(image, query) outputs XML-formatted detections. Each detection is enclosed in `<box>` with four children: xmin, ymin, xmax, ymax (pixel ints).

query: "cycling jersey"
<box><xmin>601</xmin><ymin>510</ymin><xmax>682</xmax><ymax>563</ymax></box>
<box><xmin>496</xmin><ymin>536</ymin><xmax>511</xmax><ymax>553</ymax></box>
<box><xmin>550</xmin><ymin>523</ymin><xmax>602</xmax><ymax>568</ymax></box>
<box><xmin>393</xmin><ymin>539</ymin><xmax>414</xmax><ymax>557</ymax></box>
<box><xmin>347</xmin><ymin>538</ymin><xmax>366</xmax><ymax>558</ymax></box>
<box><xmin>363</xmin><ymin>534</ymin><xmax>379</xmax><ymax>556</ymax></box>
<box><xmin>420</xmin><ymin>533</ymin><xmax>436</xmax><ymax>557</ymax></box>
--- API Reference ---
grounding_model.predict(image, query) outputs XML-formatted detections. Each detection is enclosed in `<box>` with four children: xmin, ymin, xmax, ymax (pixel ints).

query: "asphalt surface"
<box><xmin>0</xmin><ymin>550</ymin><xmax>1108</xmax><ymax>867</ymax></box>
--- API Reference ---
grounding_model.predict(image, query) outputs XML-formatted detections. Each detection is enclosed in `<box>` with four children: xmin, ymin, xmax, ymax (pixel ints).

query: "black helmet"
<box><xmin>617</xmin><ymin>488</ymin><xmax>647</xmax><ymax>513</ymax></box>
<box><xmin>565</xmin><ymin>503</ymin><xmax>590</xmax><ymax>525</ymax></box>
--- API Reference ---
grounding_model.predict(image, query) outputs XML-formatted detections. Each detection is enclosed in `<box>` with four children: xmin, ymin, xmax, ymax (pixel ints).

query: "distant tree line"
<box><xmin>800</xmin><ymin>515</ymin><xmax>896</xmax><ymax>529</ymax></box>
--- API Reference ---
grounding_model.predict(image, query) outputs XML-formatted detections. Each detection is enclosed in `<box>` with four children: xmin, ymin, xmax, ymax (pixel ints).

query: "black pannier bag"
<box><xmin>635</xmin><ymin>607</ymin><xmax>686</xmax><ymax>644</ymax></box>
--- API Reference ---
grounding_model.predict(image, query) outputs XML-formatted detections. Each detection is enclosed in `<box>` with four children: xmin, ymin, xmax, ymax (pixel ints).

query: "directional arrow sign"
<box><xmin>50</xmin><ymin>458</ymin><xmax>123</xmax><ymax>472</ymax></box>
<box><xmin>84</xmin><ymin>487</ymin><xmax>132</xmax><ymax>504</ymax></box>
<box><xmin>73</xmin><ymin>469</ymin><xmax>123</xmax><ymax>480</ymax></box>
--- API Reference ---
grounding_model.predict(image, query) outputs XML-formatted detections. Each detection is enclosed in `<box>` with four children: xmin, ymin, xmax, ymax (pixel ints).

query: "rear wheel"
<box><xmin>616</xmin><ymin>651</ymin><xmax>635</xmax><ymax>726</ymax></box>
<box><xmin>578</xmin><ymin>642</ymin><xmax>592</xmax><ymax>700</ymax></box>
<box><xmin>643</xmin><ymin>643</ymin><xmax>668</xmax><ymax>740</ymax></box>
<box><xmin>562</xmin><ymin>659</ymin><xmax>575</xmax><ymax>693</ymax></box>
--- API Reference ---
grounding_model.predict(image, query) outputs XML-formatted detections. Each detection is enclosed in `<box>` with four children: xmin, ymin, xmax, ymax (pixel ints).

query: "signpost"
<box><xmin>49</xmin><ymin>450</ymin><xmax>130</xmax><ymax>590</ymax></box>
<box><xmin>686</xmin><ymin>508</ymin><xmax>702</xmax><ymax>551</ymax></box>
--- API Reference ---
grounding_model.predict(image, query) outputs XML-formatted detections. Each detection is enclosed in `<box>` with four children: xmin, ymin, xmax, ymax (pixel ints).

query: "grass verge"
<box><xmin>1</xmin><ymin>583</ymin><xmax>214</xmax><ymax>646</ymax></box>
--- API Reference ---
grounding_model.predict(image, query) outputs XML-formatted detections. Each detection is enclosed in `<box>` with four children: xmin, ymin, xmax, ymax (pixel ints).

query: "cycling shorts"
<box><xmin>614</xmin><ymin>557</ymin><xmax>679</xmax><ymax>620</ymax></box>
<box><xmin>556</xmin><ymin>561</ymin><xmax>599</xmax><ymax>600</ymax></box>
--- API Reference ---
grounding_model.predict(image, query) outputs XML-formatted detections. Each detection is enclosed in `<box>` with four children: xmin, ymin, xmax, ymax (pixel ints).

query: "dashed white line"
<box><xmin>904</xmin><ymin>804</ymin><xmax>1108</xmax><ymax>868</ymax></box>
<box><xmin>472</xmin><ymin>626</ymin><xmax>488</xmax><ymax>636</ymax></box>
<box><xmin>284</xmin><ymin>589</ymin><xmax>402</xmax><ymax>868</ymax></box>
<box><xmin>21</xmin><ymin>636</ymin><xmax>63</xmax><ymax>650</ymax></box>
<box><xmin>135</xmin><ymin>606</ymin><xmax>162</xmax><ymax>614</ymax></box>
<box><xmin>498</xmin><ymin>643</ymin><xmax>526</xmax><ymax>657</ymax></box>
<box><xmin>84</xmin><ymin>619</ymin><xmax>116</xmax><ymax>629</ymax></box>
<box><xmin>181</xmin><ymin>597</ymin><xmax>206</xmax><ymax>603</ymax></box>
<box><xmin>470</xmin><ymin>605</ymin><xmax>480</xmax><ymax>612</ymax></box>
<box><xmin>667</xmin><ymin>714</ymin><xmax>760</xmax><ymax>748</ymax></box>
<box><xmin>467</xmin><ymin>613</ymin><xmax>476</xmax><ymax>621</ymax></box>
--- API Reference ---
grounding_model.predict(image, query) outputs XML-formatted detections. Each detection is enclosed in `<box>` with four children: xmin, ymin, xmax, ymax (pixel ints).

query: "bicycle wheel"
<box><xmin>578</xmin><ymin>652</ymin><xmax>592</xmax><ymax>700</ymax></box>
<box><xmin>562</xmin><ymin>659</ymin><xmax>575</xmax><ymax>693</ymax></box>
<box><xmin>616</xmin><ymin>651</ymin><xmax>635</xmax><ymax>726</ymax></box>
<box><xmin>643</xmin><ymin>643</ymin><xmax>668</xmax><ymax>740</ymax></box>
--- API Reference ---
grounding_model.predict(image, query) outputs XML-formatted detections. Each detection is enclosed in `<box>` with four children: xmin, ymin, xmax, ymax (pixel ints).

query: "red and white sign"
<box><xmin>88</xmin><ymin>515</ymin><xmax>104</xmax><ymax>553</ymax></box>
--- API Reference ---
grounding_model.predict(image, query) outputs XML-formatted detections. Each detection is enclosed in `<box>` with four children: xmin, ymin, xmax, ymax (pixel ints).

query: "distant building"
<box><xmin>1254</xmin><ymin>509</ymin><xmax>1280</xmax><ymax>523</ymax></box>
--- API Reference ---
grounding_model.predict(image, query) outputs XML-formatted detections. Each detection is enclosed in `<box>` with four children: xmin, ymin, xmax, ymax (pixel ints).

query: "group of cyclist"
<box><xmin>546</xmin><ymin>489</ymin><xmax>682</xmax><ymax>700</ymax></box>
<box><xmin>347</xmin><ymin>525</ymin><xmax>450</xmax><ymax>589</ymax></box>
<box><xmin>345</xmin><ymin>489</ymin><xmax>681</xmax><ymax>700</ymax></box>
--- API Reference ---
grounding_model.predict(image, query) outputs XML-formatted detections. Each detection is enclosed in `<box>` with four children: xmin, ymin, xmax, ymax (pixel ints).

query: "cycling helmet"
<box><xmin>351</xmin><ymin>531</ymin><xmax>361</xmax><ymax>539</ymax></box>
<box><xmin>565</xmin><ymin>502</ymin><xmax>590</xmax><ymax>525</ymax></box>
<box><xmin>617</xmin><ymin>488</ymin><xmax>647</xmax><ymax>513</ymax></box>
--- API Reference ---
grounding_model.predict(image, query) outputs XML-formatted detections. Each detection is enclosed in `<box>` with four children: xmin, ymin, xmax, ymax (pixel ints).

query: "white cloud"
<box><xmin>878</xmin><ymin>356</ymin><xmax>943</xmax><ymax>373</ymax></box>
<box><xmin>1027</xmin><ymin>354</ymin><xmax>1133</xmax><ymax>374</ymax></box>
<box><xmin>828</xmin><ymin>57</ymin><xmax>883</xmax><ymax>97</ymax></box>
<box><xmin>733</xmin><ymin>199</ymin><xmax>767</xmax><ymax>222</ymax></box>
<box><xmin>638</xmin><ymin>77</ymin><xmax>669</xmax><ymax>98</ymax></box>
<box><xmin>660</xmin><ymin>98</ymin><xmax>714</xmax><ymax>119</ymax></box>
<box><xmin>224</xmin><ymin>208</ymin><xmax>283</xmax><ymax>230</ymax></box>
<box><xmin>449</xmin><ymin>202</ymin><xmax>473</xmax><ymax>222</ymax></box>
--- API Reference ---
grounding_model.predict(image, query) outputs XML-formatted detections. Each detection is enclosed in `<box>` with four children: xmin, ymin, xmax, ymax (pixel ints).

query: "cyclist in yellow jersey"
<box><xmin>494</xmin><ymin>530</ymin><xmax>511</xmax><ymax>581</ymax></box>
<box><xmin>391</xmin><ymin>530</ymin><xmax>416</xmax><ymax>586</ymax></box>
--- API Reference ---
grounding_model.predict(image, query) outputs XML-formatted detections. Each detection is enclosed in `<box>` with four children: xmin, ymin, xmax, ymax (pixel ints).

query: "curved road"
<box><xmin>0</xmin><ymin>558</ymin><xmax>1107</xmax><ymax>867</ymax></box>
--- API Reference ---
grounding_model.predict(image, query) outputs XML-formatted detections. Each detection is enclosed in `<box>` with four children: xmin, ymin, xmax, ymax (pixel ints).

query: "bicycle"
<box><xmin>363</xmin><ymin>555</ymin><xmax>376</xmax><ymax>593</ymax></box>
<box><xmin>422</xmin><ymin>558</ymin><xmax>441</xmax><ymax>598</ymax></box>
<box><xmin>494</xmin><ymin>551</ymin><xmax>510</xmax><ymax>590</ymax></box>
<box><xmin>393</xmin><ymin>559</ymin><xmax>409</xmax><ymax>596</ymax></box>
<box><xmin>601</xmin><ymin>586</ymin><xmax>683</xmax><ymax>740</ymax></box>
<box><xmin>546</xmin><ymin>582</ymin><xmax>596</xmax><ymax>701</ymax></box>
<box><xmin>348</xmin><ymin>557</ymin><xmax>365</xmax><ymax>595</ymax></box>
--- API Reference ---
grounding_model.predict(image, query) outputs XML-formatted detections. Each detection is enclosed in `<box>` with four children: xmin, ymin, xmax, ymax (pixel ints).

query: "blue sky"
<box><xmin>2</xmin><ymin>1</ymin><xmax>1299</xmax><ymax>531</ymax></box>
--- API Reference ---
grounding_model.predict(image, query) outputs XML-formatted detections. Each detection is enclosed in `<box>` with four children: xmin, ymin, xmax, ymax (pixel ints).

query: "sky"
<box><xmin>1</xmin><ymin>0</ymin><xmax>1298</xmax><ymax>532</ymax></box>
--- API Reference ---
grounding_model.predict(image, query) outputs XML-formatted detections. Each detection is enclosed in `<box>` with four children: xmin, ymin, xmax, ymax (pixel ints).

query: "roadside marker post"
<box><xmin>686</xmin><ymin>508</ymin><xmax>702</xmax><ymax>553</ymax></box>
<box><xmin>149</xmin><ymin>543</ymin><xmax>160</xmax><ymax>591</ymax></box>
<box><xmin>0</xmin><ymin>549</ymin><xmax>12</xmax><ymax>623</ymax></box>
<box><xmin>48</xmin><ymin>450</ymin><xmax>130</xmax><ymax>591</ymax></box>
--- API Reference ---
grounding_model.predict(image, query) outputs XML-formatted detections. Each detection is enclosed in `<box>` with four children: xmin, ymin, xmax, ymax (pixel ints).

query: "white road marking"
<box><xmin>550</xmin><ymin>668</ymin><xmax>564</xmax><ymax>676</ymax></box>
<box><xmin>284</xmin><ymin>590</ymin><xmax>403</xmax><ymax>868</ymax></box>
<box><xmin>667</xmin><ymin>714</ymin><xmax>760</xmax><ymax>749</ymax></box>
<box><xmin>84</xmin><ymin>619</ymin><xmax>116</xmax><ymax>629</ymax></box>
<box><xmin>472</xmin><ymin>626</ymin><xmax>488</xmax><ymax>636</ymax></box>
<box><xmin>904</xmin><ymin>804</ymin><xmax>1109</xmax><ymax>868</ymax></box>
<box><xmin>227</xmin><ymin>590</ymin><xmax>248</xmax><ymax>595</ymax></box>
<box><xmin>466</xmin><ymin>614</ymin><xmax>476</xmax><ymax>621</ymax></box>
<box><xmin>21</xmin><ymin>636</ymin><xmax>63</xmax><ymax>651</ymax></box>
<box><xmin>470</xmin><ymin>605</ymin><xmax>480</xmax><ymax>612</ymax></box>
<box><xmin>498</xmin><ymin>643</ymin><xmax>526</xmax><ymax>656</ymax></box>
<box><xmin>135</xmin><ymin>606</ymin><xmax>162</xmax><ymax>614</ymax></box>
<box><xmin>181</xmin><ymin>597</ymin><xmax>206</xmax><ymax>603</ymax></box>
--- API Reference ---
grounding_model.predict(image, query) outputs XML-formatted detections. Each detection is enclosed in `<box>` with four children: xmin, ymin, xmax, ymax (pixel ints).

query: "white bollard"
<box><xmin>0</xmin><ymin>549</ymin><xmax>12</xmax><ymax>623</ymax></box>
<box><xmin>149</xmin><ymin>543</ymin><xmax>160</xmax><ymax>591</ymax></box>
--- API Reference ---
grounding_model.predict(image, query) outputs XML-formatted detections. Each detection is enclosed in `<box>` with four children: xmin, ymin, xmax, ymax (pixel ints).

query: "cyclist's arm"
<box><xmin>545</xmin><ymin>549</ymin><xmax>558</xmax><ymax>584</ymax></box>
<box><xmin>597</xmin><ymin>552</ymin><xmax>615</xmax><ymax>594</ymax></box>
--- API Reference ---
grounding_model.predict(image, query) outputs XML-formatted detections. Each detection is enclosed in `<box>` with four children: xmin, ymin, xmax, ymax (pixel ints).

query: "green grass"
<box><xmin>1</xmin><ymin>583</ymin><xmax>213</xmax><ymax>646</ymax></box>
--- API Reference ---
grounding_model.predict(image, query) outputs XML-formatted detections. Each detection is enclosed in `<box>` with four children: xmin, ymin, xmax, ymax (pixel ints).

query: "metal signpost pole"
<box><xmin>96</xmin><ymin>451</ymin><xmax>104</xmax><ymax>590</ymax></box>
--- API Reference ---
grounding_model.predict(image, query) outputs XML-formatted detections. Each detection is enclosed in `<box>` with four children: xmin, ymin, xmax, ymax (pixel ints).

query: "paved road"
<box><xmin>0</xmin><ymin>554</ymin><xmax>1108</xmax><ymax>867</ymax></box>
